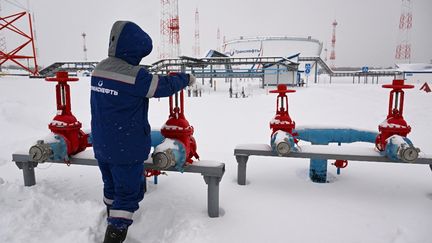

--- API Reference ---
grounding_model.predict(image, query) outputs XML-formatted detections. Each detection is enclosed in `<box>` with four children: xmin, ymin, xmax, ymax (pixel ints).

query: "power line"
<box><xmin>3</xmin><ymin>0</ymin><xmax>28</xmax><ymax>11</ymax></box>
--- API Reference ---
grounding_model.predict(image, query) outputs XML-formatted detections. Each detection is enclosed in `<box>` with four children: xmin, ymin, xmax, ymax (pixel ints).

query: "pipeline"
<box><xmin>29</xmin><ymin>133</ymin><xmax>92</xmax><ymax>163</ymax></box>
<box><xmin>29</xmin><ymin>130</ymin><xmax>167</xmax><ymax>163</ymax></box>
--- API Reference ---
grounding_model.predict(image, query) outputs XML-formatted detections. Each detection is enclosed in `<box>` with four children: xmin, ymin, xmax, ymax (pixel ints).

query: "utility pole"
<box><xmin>329</xmin><ymin>20</ymin><xmax>337</xmax><ymax>69</ymax></box>
<box><xmin>82</xmin><ymin>32</ymin><xmax>88</xmax><ymax>61</ymax></box>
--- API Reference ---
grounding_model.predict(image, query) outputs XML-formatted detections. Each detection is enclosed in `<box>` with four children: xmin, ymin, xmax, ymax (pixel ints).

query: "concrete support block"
<box><xmin>204</xmin><ymin>176</ymin><xmax>221</xmax><ymax>217</ymax></box>
<box><xmin>235</xmin><ymin>155</ymin><xmax>249</xmax><ymax>185</ymax></box>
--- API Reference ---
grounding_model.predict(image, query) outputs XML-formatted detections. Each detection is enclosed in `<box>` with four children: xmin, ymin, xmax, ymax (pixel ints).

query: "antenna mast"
<box><xmin>217</xmin><ymin>28</ymin><xmax>221</xmax><ymax>52</ymax></box>
<box><xmin>329</xmin><ymin>20</ymin><xmax>337</xmax><ymax>68</ymax></box>
<box><xmin>193</xmin><ymin>8</ymin><xmax>200</xmax><ymax>57</ymax></box>
<box><xmin>160</xmin><ymin>0</ymin><xmax>181</xmax><ymax>59</ymax></box>
<box><xmin>395</xmin><ymin>0</ymin><xmax>413</xmax><ymax>63</ymax></box>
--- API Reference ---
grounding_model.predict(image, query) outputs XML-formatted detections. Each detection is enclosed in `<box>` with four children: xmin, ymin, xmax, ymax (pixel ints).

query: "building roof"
<box><xmin>396</xmin><ymin>63</ymin><xmax>432</xmax><ymax>73</ymax></box>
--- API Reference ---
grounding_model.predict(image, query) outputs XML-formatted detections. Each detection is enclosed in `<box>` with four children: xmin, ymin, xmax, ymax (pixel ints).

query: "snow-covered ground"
<box><xmin>0</xmin><ymin>75</ymin><xmax>431</xmax><ymax>243</ymax></box>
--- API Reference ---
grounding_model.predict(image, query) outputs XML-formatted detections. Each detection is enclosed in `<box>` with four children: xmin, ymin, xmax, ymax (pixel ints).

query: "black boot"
<box><xmin>103</xmin><ymin>224</ymin><xmax>128</xmax><ymax>243</ymax></box>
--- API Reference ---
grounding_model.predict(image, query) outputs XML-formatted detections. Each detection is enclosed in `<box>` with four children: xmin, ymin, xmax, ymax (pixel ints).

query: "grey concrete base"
<box><xmin>235</xmin><ymin>155</ymin><xmax>249</xmax><ymax>185</ymax></box>
<box><xmin>204</xmin><ymin>176</ymin><xmax>222</xmax><ymax>218</ymax></box>
<box><xmin>15</xmin><ymin>161</ymin><xmax>38</xmax><ymax>186</ymax></box>
<box><xmin>234</xmin><ymin>143</ymin><xmax>432</xmax><ymax>185</ymax></box>
<box><xmin>12</xmin><ymin>150</ymin><xmax>225</xmax><ymax>218</ymax></box>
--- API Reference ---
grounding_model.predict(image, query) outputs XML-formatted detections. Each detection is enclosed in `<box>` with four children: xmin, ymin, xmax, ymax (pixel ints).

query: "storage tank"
<box><xmin>222</xmin><ymin>36</ymin><xmax>323</xmax><ymax>58</ymax></box>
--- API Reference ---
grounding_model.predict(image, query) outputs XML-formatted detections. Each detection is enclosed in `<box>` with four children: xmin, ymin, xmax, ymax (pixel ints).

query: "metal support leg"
<box><xmin>203</xmin><ymin>176</ymin><xmax>221</xmax><ymax>218</ymax></box>
<box><xmin>235</xmin><ymin>155</ymin><xmax>249</xmax><ymax>185</ymax></box>
<box><xmin>15</xmin><ymin>162</ymin><xmax>37</xmax><ymax>186</ymax></box>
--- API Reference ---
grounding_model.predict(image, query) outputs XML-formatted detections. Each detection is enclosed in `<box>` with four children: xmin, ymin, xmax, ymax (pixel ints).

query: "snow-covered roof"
<box><xmin>396</xmin><ymin>63</ymin><xmax>432</xmax><ymax>73</ymax></box>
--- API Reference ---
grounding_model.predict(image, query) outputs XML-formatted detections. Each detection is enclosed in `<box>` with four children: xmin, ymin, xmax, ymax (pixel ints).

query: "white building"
<box><xmin>263</xmin><ymin>57</ymin><xmax>299</xmax><ymax>86</ymax></box>
<box><xmin>397</xmin><ymin>63</ymin><xmax>432</xmax><ymax>86</ymax></box>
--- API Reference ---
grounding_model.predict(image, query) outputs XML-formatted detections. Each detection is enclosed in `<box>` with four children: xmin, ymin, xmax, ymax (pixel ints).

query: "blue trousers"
<box><xmin>98</xmin><ymin>161</ymin><xmax>145</xmax><ymax>229</ymax></box>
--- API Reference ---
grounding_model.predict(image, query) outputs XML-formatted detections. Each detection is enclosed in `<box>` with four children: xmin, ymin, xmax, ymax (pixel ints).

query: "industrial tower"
<box><xmin>395</xmin><ymin>0</ymin><xmax>413</xmax><ymax>63</ymax></box>
<box><xmin>82</xmin><ymin>32</ymin><xmax>87</xmax><ymax>61</ymax></box>
<box><xmin>193</xmin><ymin>8</ymin><xmax>200</xmax><ymax>57</ymax></box>
<box><xmin>329</xmin><ymin>20</ymin><xmax>337</xmax><ymax>68</ymax></box>
<box><xmin>0</xmin><ymin>3</ymin><xmax>6</xmax><ymax>62</ymax></box>
<box><xmin>323</xmin><ymin>44</ymin><xmax>328</xmax><ymax>62</ymax></box>
<box><xmin>217</xmin><ymin>28</ymin><xmax>221</xmax><ymax>52</ymax></box>
<box><xmin>0</xmin><ymin>11</ymin><xmax>38</xmax><ymax>75</ymax></box>
<box><xmin>160</xmin><ymin>0</ymin><xmax>181</xmax><ymax>59</ymax></box>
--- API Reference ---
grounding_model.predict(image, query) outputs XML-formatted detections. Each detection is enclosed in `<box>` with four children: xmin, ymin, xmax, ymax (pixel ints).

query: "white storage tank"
<box><xmin>222</xmin><ymin>36</ymin><xmax>323</xmax><ymax>58</ymax></box>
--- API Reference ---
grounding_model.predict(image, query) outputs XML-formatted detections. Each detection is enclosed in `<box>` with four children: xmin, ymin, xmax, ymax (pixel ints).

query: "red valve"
<box><xmin>375</xmin><ymin>79</ymin><xmax>414</xmax><ymax>151</ymax></box>
<box><xmin>269</xmin><ymin>84</ymin><xmax>296</xmax><ymax>136</ymax></box>
<box><xmin>333</xmin><ymin>160</ymin><xmax>348</xmax><ymax>169</ymax></box>
<box><xmin>145</xmin><ymin>169</ymin><xmax>162</xmax><ymax>177</ymax></box>
<box><xmin>45</xmin><ymin>71</ymin><xmax>91</xmax><ymax>158</ymax></box>
<box><xmin>160</xmin><ymin>90</ymin><xmax>199</xmax><ymax>163</ymax></box>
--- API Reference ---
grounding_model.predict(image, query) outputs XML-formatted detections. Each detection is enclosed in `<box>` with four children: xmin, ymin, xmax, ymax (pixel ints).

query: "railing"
<box><xmin>35</xmin><ymin>57</ymin><xmax>401</xmax><ymax>80</ymax></box>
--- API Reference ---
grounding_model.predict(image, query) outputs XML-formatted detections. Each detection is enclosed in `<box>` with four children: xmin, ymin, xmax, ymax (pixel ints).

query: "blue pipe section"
<box><xmin>49</xmin><ymin>135</ymin><xmax>69</xmax><ymax>161</ymax></box>
<box><xmin>87</xmin><ymin>133</ymin><xmax>93</xmax><ymax>145</ymax></box>
<box><xmin>47</xmin><ymin>130</ymin><xmax>166</xmax><ymax>162</ymax></box>
<box><xmin>294</xmin><ymin>128</ymin><xmax>378</xmax><ymax>145</ymax></box>
<box><xmin>292</xmin><ymin>128</ymin><xmax>378</xmax><ymax>183</ymax></box>
<box><xmin>150</xmin><ymin>130</ymin><xmax>165</xmax><ymax>147</ymax></box>
<box><xmin>85</xmin><ymin>130</ymin><xmax>164</xmax><ymax>148</ymax></box>
<box><xmin>170</xmin><ymin>140</ymin><xmax>187</xmax><ymax>172</ymax></box>
<box><xmin>310</xmin><ymin>159</ymin><xmax>328</xmax><ymax>183</ymax></box>
<box><xmin>36</xmin><ymin>129</ymin><xmax>170</xmax><ymax>185</ymax></box>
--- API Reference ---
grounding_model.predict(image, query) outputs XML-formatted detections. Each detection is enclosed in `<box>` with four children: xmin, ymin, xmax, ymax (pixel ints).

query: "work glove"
<box><xmin>188</xmin><ymin>74</ymin><xmax>196</xmax><ymax>87</ymax></box>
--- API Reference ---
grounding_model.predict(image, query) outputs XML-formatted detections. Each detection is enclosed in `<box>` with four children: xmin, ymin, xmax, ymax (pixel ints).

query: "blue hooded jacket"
<box><xmin>91</xmin><ymin>21</ymin><xmax>189</xmax><ymax>164</ymax></box>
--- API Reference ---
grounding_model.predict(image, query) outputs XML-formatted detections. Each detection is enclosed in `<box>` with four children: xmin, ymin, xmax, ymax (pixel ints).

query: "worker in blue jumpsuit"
<box><xmin>91</xmin><ymin>20</ymin><xmax>195</xmax><ymax>243</ymax></box>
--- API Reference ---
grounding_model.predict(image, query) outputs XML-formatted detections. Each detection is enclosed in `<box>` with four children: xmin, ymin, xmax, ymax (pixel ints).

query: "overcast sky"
<box><xmin>2</xmin><ymin>0</ymin><xmax>431</xmax><ymax>68</ymax></box>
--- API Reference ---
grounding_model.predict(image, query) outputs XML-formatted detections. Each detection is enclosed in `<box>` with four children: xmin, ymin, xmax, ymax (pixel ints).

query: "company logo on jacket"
<box><xmin>91</xmin><ymin>79</ymin><xmax>119</xmax><ymax>96</ymax></box>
